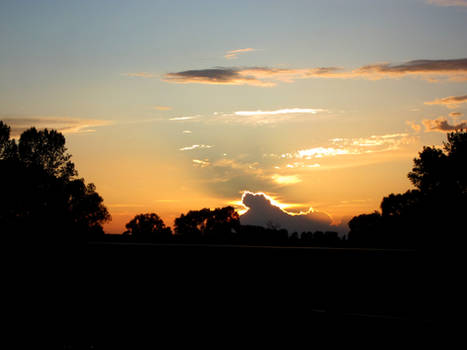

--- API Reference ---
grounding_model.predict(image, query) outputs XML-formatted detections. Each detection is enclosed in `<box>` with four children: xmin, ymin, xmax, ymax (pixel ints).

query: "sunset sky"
<box><xmin>1</xmin><ymin>0</ymin><xmax>466</xmax><ymax>233</ymax></box>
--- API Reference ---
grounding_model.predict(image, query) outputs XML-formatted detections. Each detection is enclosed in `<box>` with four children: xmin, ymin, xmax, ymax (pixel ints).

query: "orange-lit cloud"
<box><xmin>162</xmin><ymin>59</ymin><xmax>467</xmax><ymax>86</ymax></box>
<box><xmin>2</xmin><ymin>117</ymin><xmax>112</xmax><ymax>137</ymax></box>
<box><xmin>406</xmin><ymin>121</ymin><xmax>422</xmax><ymax>133</ymax></box>
<box><xmin>426</xmin><ymin>0</ymin><xmax>467</xmax><ymax>7</ymax></box>
<box><xmin>281</xmin><ymin>133</ymin><xmax>414</xmax><ymax>160</ymax></box>
<box><xmin>425</xmin><ymin>94</ymin><xmax>467</xmax><ymax>108</ymax></box>
<box><xmin>449</xmin><ymin>112</ymin><xmax>463</xmax><ymax>118</ymax></box>
<box><xmin>271</xmin><ymin>174</ymin><xmax>302</xmax><ymax>185</ymax></box>
<box><xmin>422</xmin><ymin>117</ymin><xmax>467</xmax><ymax>132</ymax></box>
<box><xmin>353</xmin><ymin>59</ymin><xmax>467</xmax><ymax>80</ymax></box>
<box><xmin>224</xmin><ymin>48</ymin><xmax>257</xmax><ymax>60</ymax></box>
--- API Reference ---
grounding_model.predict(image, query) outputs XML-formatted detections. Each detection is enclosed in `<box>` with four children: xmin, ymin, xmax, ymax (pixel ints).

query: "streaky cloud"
<box><xmin>179</xmin><ymin>144</ymin><xmax>213</xmax><ymax>151</ymax></box>
<box><xmin>422</xmin><ymin>117</ymin><xmax>467</xmax><ymax>132</ymax></box>
<box><xmin>2</xmin><ymin>117</ymin><xmax>112</xmax><ymax>137</ymax></box>
<box><xmin>224</xmin><ymin>48</ymin><xmax>257</xmax><ymax>60</ymax></box>
<box><xmin>425</xmin><ymin>94</ymin><xmax>467</xmax><ymax>108</ymax></box>
<box><xmin>163</xmin><ymin>58</ymin><xmax>467</xmax><ymax>87</ymax></box>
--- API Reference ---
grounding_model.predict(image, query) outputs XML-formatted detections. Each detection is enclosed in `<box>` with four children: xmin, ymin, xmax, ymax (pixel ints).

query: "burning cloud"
<box><xmin>422</xmin><ymin>117</ymin><xmax>467</xmax><ymax>132</ymax></box>
<box><xmin>425</xmin><ymin>94</ymin><xmax>467</xmax><ymax>108</ymax></box>
<box><xmin>162</xmin><ymin>58</ymin><xmax>467</xmax><ymax>87</ymax></box>
<box><xmin>239</xmin><ymin>191</ymin><xmax>345</xmax><ymax>234</ymax></box>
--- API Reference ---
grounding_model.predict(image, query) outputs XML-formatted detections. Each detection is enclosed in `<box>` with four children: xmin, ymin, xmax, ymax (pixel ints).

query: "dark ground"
<box><xmin>12</xmin><ymin>242</ymin><xmax>441</xmax><ymax>348</ymax></box>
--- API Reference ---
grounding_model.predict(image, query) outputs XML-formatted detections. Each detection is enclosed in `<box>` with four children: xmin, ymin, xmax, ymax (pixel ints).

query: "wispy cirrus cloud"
<box><xmin>179</xmin><ymin>144</ymin><xmax>213</xmax><ymax>151</ymax></box>
<box><xmin>425</xmin><ymin>94</ymin><xmax>467</xmax><ymax>108</ymax></box>
<box><xmin>162</xmin><ymin>58</ymin><xmax>467</xmax><ymax>87</ymax></box>
<box><xmin>224</xmin><ymin>48</ymin><xmax>257</xmax><ymax>60</ymax></box>
<box><xmin>426</xmin><ymin>0</ymin><xmax>467</xmax><ymax>7</ymax></box>
<box><xmin>217</xmin><ymin>107</ymin><xmax>327</xmax><ymax>125</ymax></box>
<box><xmin>422</xmin><ymin>117</ymin><xmax>467</xmax><ymax>132</ymax></box>
<box><xmin>280</xmin><ymin>133</ymin><xmax>414</xmax><ymax>160</ymax></box>
<box><xmin>2</xmin><ymin>117</ymin><xmax>112</xmax><ymax>137</ymax></box>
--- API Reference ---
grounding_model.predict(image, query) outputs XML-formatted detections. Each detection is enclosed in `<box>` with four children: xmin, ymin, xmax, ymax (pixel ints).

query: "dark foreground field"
<box><xmin>77</xmin><ymin>243</ymin><xmax>435</xmax><ymax>341</ymax></box>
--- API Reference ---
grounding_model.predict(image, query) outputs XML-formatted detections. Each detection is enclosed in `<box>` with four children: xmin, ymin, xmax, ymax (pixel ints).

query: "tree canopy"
<box><xmin>0</xmin><ymin>121</ymin><xmax>110</xmax><ymax>240</ymax></box>
<box><xmin>124</xmin><ymin>213</ymin><xmax>172</xmax><ymax>241</ymax></box>
<box><xmin>348</xmin><ymin>130</ymin><xmax>467</xmax><ymax>248</ymax></box>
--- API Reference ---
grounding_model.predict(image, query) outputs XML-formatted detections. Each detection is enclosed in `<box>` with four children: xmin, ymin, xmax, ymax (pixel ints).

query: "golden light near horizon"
<box><xmin>1</xmin><ymin>0</ymin><xmax>466</xmax><ymax>233</ymax></box>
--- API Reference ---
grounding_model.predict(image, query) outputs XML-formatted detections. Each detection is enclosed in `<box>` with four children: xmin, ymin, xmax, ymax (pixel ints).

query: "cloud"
<box><xmin>426</xmin><ymin>0</ymin><xmax>467</xmax><ymax>6</ymax></box>
<box><xmin>169</xmin><ymin>116</ymin><xmax>198</xmax><ymax>121</ymax></box>
<box><xmin>154</xmin><ymin>106</ymin><xmax>172</xmax><ymax>111</ymax></box>
<box><xmin>281</xmin><ymin>133</ymin><xmax>414</xmax><ymax>160</ymax></box>
<box><xmin>2</xmin><ymin>117</ymin><xmax>112</xmax><ymax>137</ymax></box>
<box><xmin>425</xmin><ymin>94</ymin><xmax>467</xmax><ymax>108</ymax></box>
<box><xmin>224</xmin><ymin>48</ymin><xmax>257</xmax><ymax>60</ymax></box>
<box><xmin>422</xmin><ymin>117</ymin><xmax>467</xmax><ymax>132</ymax></box>
<box><xmin>182</xmin><ymin>130</ymin><xmax>192</xmax><ymax>134</ymax></box>
<box><xmin>163</xmin><ymin>59</ymin><xmax>467</xmax><ymax>86</ymax></box>
<box><xmin>163</xmin><ymin>67</ymin><xmax>276</xmax><ymax>87</ymax></box>
<box><xmin>217</xmin><ymin>107</ymin><xmax>327</xmax><ymax>125</ymax></box>
<box><xmin>192</xmin><ymin>159</ymin><xmax>211</xmax><ymax>168</ymax></box>
<box><xmin>406</xmin><ymin>121</ymin><xmax>422</xmax><ymax>133</ymax></box>
<box><xmin>179</xmin><ymin>144</ymin><xmax>213</xmax><ymax>151</ymax></box>
<box><xmin>449</xmin><ymin>112</ymin><xmax>463</xmax><ymax>117</ymax></box>
<box><xmin>271</xmin><ymin>174</ymin><xmax>302</xmax><ymax>185</ymax></box>
<box><xmin>234</xmin><ymin>108</ymin><xmax>323</xmax><ymax>116</ymax></box>
<box><xmin>355</xmin><ymin>59</ymin><xmax>467</xmax><ymax>80</ymax></box>
<box><xmin>239</xmin><ymin>191</ymin><xmax>345</xmax><ymax>234</ymax></box>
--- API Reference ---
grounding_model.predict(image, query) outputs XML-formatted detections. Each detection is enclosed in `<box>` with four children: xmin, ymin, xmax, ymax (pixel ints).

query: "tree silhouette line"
<box><xmin>1</xmin><ymin>120</ymin><xmax>465</xmax><ymax>248</ymax></box>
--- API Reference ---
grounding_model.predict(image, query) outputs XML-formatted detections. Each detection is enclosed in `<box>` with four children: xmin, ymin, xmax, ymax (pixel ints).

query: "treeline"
<box><xmin>1</xmin><ymin>119</ymin><xmax>465</xmax><ymax>249</ymax></box>
<box><xmin>92</xmin><ymin>208</ymin><xmax>343</xmax><ymax>246</ymax></box>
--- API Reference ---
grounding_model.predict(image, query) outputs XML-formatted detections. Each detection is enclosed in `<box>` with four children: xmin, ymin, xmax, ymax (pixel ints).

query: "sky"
<box><xmin>1</xmin><ymin>0</ymin><xmax>466</xmax><ymax>233</ymax></box>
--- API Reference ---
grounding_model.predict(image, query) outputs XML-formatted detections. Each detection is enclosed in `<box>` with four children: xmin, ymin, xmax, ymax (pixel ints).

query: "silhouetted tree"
<box><xmin>348</xmin><ymin>130</ymin><xmax>467</xmax><ymax>248</ymax></box>
<box><xmin>0</xmin><ymin>121</ymin><xmax>110</xmax><ymax>240</ymax></box>
<box><xmin>174</xmin><ymin>206</ymin><xmax>240</xmax><ymax>242</ymax></box>
<box><xmin>124</xmin><ymin>213</ymin><xmax>172</xmax><ymax>241</ymax></box>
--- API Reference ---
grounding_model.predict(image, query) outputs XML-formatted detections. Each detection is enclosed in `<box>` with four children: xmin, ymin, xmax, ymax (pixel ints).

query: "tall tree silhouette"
<box><xmin>349</xmin><ymin>130</ymin><xmax>467</xmax><ymax>248</ymax></box>
<box><xmin>0</xmin><ymin>121</ymin><xmax>110</xmax><ymax>240</ymax></box>
<box><xmin>124</xmin><ymin>213</ymin><xmax>172</xmax><ymax>241</ymax></box>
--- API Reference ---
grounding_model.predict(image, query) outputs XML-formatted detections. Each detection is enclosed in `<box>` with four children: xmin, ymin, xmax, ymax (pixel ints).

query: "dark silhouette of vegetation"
<box><xmin>348</xmin><ymin>130</ymin><xmax>467</xmax><ymax>248</ymax></box>
<box><xmin>0</xmin><ymin>121</ymin><xmax>110</xmax><ymax>241</ymax></box>
<box><xmin>174</xmin><ymin>206</ymin><xmax>240</xmax><ymax>243</ymax></box>
<box><xmin>124</xmin><ymin>213</ymin><xmax>172</xmax><ymax>242</ymax></box>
